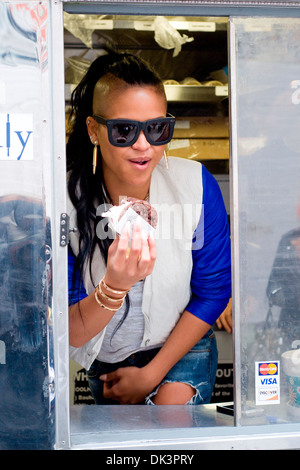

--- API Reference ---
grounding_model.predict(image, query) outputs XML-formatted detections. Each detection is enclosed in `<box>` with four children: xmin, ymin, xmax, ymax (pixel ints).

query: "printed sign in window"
<box><xmin>0</xmin><ymin>113</ymin><xmax>33</xmax><ymax>160</ymax></box>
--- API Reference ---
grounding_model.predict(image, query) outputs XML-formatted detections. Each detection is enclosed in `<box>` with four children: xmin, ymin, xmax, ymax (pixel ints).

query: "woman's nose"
<box><xmin>132</xmin><ymin>130</ymin><xmax>151</xmax><ymax>150</ymax></box>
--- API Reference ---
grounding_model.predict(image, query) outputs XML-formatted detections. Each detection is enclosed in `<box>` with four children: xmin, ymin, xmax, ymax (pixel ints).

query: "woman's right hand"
<box><xmin>69</xmin><ymin>220</ymin><xmax>156</xmax><ymax>348</ymax></box>
<box><xmin>104</xmin><ymin>219</ymin><xmax>156</xmax><ymax>292</ymax></box>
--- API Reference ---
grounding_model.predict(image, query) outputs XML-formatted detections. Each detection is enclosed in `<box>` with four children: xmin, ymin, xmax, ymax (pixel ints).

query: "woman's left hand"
<box><xmin>215</xmin><ymin>298</ymin><xmax>232</xmax><ymax>334</ymax></box>
<box><xmin>100</xmin><ymin>366</ymin><xmax>156</xmax><ymax>404</ymax></box>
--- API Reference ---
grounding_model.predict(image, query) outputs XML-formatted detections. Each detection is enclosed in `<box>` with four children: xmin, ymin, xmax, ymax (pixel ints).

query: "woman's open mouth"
<box><xmin>129</xmin><ymin>158</ymin><xmax>151</xmax><ymax>168</ymax></box>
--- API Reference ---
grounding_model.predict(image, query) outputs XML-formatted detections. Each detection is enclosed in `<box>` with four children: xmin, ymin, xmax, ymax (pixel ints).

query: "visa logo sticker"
<box><xmin>260</xmin><ymin>377</ymin><xmax>278</xmax><ymax>385</ymax></box>
<box><xmin>255</xmin><ymin>361</ymin><xmax>280</xmax><ymax>405</ymax></box>
<box><xmin>0</xmin><ymin>113</ymin><xmax>33</xmax><ymax>160</ymax></box>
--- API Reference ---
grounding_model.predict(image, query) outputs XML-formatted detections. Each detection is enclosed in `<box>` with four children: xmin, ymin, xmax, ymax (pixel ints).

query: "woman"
<box><xmin>67</xmin><ymin>52</ymin><xmax>231</xmax><ymax>405</ymax></box>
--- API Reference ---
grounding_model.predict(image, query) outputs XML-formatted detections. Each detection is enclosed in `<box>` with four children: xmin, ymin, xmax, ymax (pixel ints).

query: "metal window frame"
<box><xmin>50</xmin><ymin>0</ymin><xmax>71</xmax><ymax>450</ymax></box>
<box><xmin>63</xmin><ymin>0</ymin><xmax>300</xmax><ymax>17</ymax></box>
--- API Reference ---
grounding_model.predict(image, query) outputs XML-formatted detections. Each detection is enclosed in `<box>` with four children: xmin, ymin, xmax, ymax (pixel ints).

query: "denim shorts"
<box><xmin>86</xmin><ymin>328</ymin><xmax>217</xmax><ymax>405</ymax></box>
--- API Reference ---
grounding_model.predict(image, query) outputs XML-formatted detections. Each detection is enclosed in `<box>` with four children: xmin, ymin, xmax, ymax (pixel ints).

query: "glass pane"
<box><xmin>231</xmin><ymin>17</ymin><xmax>300</xmax><ymax>425</ymax></box>
<box><xmin>0</xmin><ymin>2</ymin><xmax>55</xmax><ymax>449</ymax></box>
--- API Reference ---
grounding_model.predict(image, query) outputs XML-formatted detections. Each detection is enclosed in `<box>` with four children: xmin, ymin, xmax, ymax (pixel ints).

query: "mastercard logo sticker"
<box><xmin>259</xmin><ymin>362</ymin><xmax>278</xmax><ymax>376</ymax></box>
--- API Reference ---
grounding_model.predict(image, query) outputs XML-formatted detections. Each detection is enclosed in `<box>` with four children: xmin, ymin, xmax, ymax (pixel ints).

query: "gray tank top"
<box><xmin>97</xmin><ymin>280</ymin><xmax>161</xmax><ymax>363</ymax></box>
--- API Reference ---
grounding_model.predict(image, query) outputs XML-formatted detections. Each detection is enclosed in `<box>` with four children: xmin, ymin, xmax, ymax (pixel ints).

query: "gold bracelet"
<box><xmin>94</xmin><ymin>288</ymin><xmax>124</xmax><ymax>312</ymax></box>
<box><xmin>98</xmin><ymin>282</ymin><xmax>126</xmax><ymax>303</ymax></box>
<box><xmin>96</xmin><ymin>285</ymin><xmax>124</xmax><ymax>308</ymax></box>
<box><xmin>101</xmin><ymin>277</ymin><xmax>130</xmax><ymax>296</ymax></box>
<box><xmin>95</xmin><ymin>285</ymin><xmax>125</xmax><ymax>308</ymax></box>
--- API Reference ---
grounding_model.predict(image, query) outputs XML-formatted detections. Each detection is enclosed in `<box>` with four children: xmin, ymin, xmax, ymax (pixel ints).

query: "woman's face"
<box><xmin>87</xmin><ymin>83</ymin><xmax>167</xmax><ymax>199</ymax></box>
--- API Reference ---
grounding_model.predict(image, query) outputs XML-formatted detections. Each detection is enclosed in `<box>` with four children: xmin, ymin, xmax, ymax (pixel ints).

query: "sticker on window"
<box><xmin>255</xmin><ymin>361</ymin><xmax>280</xmax><ymax>405</ymax></box>
<box><xmin>0</xmin><ymin>113</ymin><xmax>33</xmax><ymax>160</ymax></box>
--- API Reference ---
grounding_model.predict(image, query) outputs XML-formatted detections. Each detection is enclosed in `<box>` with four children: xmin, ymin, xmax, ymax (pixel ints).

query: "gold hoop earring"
<box><xmin>93</xmin><ymin>141</ymin><xmax>98</xmax><ymax>174</ymax></box>
<box><xmin>164</xmin><ymin>150</ymin><xmax>169</xmax><ymax>170</ymax></box>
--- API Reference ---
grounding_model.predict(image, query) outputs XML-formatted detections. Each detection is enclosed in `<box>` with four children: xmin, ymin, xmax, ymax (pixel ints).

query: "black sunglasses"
<box><xmin>93</xmin><ymin>113</ymin><xmax>175</xmax><ymax>147</ymax></box>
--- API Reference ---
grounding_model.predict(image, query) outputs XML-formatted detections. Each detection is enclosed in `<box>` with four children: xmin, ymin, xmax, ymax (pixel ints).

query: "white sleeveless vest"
<box><xmin>68</xmin><ymin>157</ymin><xmax>203</xmax><ymax>369</ymax></box>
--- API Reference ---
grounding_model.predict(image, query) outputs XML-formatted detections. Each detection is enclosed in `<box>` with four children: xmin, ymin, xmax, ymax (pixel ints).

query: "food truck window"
<box><xmin>62</xmin><ymin>11</ymin><xmax>300</xmax><ymax>449</ymax></box>
<box><xmin>2</xmin><ymin>1</ymin><xmax>300</xmax><ymax>451</ymax></box>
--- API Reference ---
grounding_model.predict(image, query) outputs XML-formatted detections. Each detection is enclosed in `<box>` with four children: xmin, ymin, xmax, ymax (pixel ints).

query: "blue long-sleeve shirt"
<box><xmin>68</xmin><ymin>165</ymin><xmax>231</xmax><ymax>325</ymax></box>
